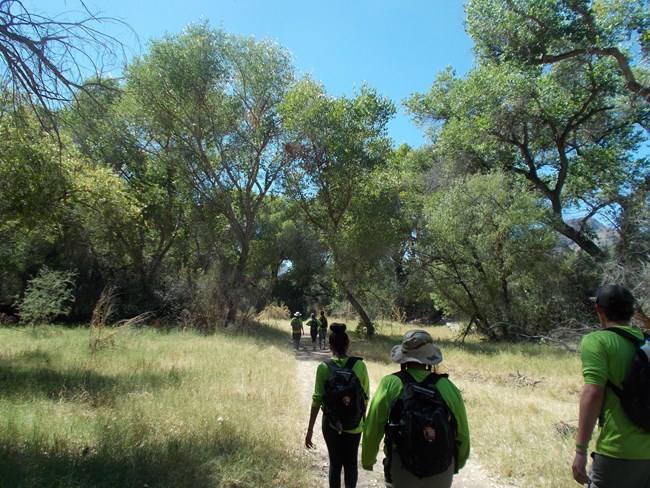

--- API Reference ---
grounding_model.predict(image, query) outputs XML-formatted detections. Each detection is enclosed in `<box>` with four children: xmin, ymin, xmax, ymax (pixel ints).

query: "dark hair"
<box><xmin>594</xmin><ymin>284</ymin><xmax>635</xmax><ymax>323</ymax></box>
<box><xmin>602</xmin><ymin>305</ymin><xmax>635</xmax><ymax>323</ymax></box>
<box><xmin>329</xmin><ymin>323</ymin><xmax>349</xmax><ymax>357</ymax></box>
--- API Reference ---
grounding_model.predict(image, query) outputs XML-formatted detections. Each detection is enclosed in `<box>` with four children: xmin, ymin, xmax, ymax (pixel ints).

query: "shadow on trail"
<box><xmin>293</xmin><ymin>347</ymin><xmax>332</xmax><ymax>363</ymax></box>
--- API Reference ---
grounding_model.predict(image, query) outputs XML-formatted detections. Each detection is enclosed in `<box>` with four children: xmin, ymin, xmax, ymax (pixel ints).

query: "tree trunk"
<box><xmin>553</xmin><ymin>220</ymin><xmax>606</xmax><ymax>261</ymax></box>
<box><xmin>225</xmin><ymin>242</ymin><xmax>250</xmax><ymax>325</ymax></box>
<box><xmin>342</xmin><ymin>285</ymin><xmax>374</xmax><ymax>339</ymax></box>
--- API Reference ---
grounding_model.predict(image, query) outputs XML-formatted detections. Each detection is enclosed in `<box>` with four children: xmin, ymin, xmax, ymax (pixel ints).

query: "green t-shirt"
<box><xmin>290</xmin><ymin>317</ymin><xmax>302</xmax><ymax>333</ymax></box>
<box><xmin>361</xmin><ymin>368</ymin><xmax>471</xmax><ymax>471</ymax></box>
<box><xmin>311</xmin><ymin>356</ymin><xmax>370</xmax><ymax>434</ymax></box>
<box><xmin>580</xmin><ymin>325</ymin><xmax>650</xmax><ymax>459</ymax></box>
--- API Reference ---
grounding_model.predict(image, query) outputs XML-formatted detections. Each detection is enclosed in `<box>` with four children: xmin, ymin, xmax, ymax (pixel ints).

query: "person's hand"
<box><xmin>305</xmin><ymin>429</ymin><xmax>315</xmax><ymax>449</ymax></box>
<box><xmin>572</xmin><ymin>451</ymin><xmax>590</xmax><ymax>485</ymax></box>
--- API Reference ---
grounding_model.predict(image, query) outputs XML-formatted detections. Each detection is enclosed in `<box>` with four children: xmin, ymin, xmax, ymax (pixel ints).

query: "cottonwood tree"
<box><xmin>280</xmin><ymin>78</ymin><xmax>397</xmax><ymax>338</ymax></box>
<box><xmin>406</xmin><ymin>61</ymin><xmax>649</xmax><ymax>261</ymax></box>
<box><xmin>465</xmin><ymin>0</ymin><xmax>650</xmax><ymax>103</ymax></box>
<box><xmin>0</xmin><ymin>104</ymin><xmax>143</xmax><ymax>317</ymax></box>
<box><xmin>62</xmin><ymin>80</ymin><xmax>192</xmax><ymax>312</ymax></box>
<box><xmin>419</xmin><ymin>172</ymin><xmax>565</xmax><ymax>339</ymax></box>
<box><xmin>0</xmin><ymin>0</ymin><xmax>130</xmax><ymax>128</ymax></box>
<box><xmin>124</xmin><ymin>23</ymin><xmax>294</xmax><ymax>325</ymax></box>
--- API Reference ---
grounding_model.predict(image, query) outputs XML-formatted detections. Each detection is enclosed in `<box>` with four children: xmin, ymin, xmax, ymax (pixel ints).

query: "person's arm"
<box><xmin>305</xmin><ymin>405</ymin><xmax>320</xmax><ymax>449</ymax></box>
<box><xmin>572</xmin><ymin>383</ymin><xmax>604</xmax><ymax>485</ymax></box>
<box><xmin>361</xmin><ymin>376</ymin><xmax>397</xmax><ymax>470</ymax></box>
<box><xmin>306</xmin><ymin>362</ymin><xmax>327</xmax><ymax>448</ymax></box>
<box><xmin>443</xmin><ymin>380</ymin><xmax>470</xmax><ymax>471</ymax></box>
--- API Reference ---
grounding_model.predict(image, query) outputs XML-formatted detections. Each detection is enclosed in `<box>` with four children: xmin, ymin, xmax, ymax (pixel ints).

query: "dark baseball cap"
<box><xmin>590</xmin><ymin>284</ymin><xmax>635</xmax><ymax>313</ymax></box>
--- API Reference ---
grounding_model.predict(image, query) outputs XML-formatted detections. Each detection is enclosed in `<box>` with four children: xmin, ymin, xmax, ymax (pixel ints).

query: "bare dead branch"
<box><xmin>0</xmin><ymin>0</ymin><xmax>136</xmax><ymax>130</ymax></box>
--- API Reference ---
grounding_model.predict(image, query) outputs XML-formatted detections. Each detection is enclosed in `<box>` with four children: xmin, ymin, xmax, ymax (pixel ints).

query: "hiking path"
<box><xmin>294</xmin><ymin>346</ymin><xmax>512</xmax><ymax>488</ymax></box>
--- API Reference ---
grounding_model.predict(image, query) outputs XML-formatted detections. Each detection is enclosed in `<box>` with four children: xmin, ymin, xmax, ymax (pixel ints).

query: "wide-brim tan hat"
<box><xmin>390</xmin><ymin>329</ymin><xmax>443</xmax><ymax>366</ymax></box>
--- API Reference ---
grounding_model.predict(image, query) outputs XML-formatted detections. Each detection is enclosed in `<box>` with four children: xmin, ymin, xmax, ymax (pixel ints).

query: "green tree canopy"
<box><xmin>406</xmin><ymin>60</ymin><xmax>649</xmax><ymax>260</ymax></box>
<box><xmin>465</xmin><ymin>0</ymin><xmax>650</xmax><ymax>103</ymax></box>
<box><xmin>280</xmin><ymin>77</ymin><xmax>398</xmax><ymax>337</ymax></box>
<box><xmin>420</xmin><ymin>172</ymin><xmax>564</xmax><ymax>338</ymax></box>
<box><xmin>123</xmin><ymin>22</ymin><xmax>295</xmax><ymax>324</ymax></box>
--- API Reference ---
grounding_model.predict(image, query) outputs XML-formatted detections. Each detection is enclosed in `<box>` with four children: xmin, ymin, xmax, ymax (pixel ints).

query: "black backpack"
<box><xmin>604</xmin><ymin>328</ymin><xmax>650</xmax><ymax>432</ymax></box>
<box><xmin>322</xmin><ymin>357</ymin><xmax>367</xmax><ymax>433</ymax></box>
<box><xmin>386</xmin><ymin>371</ymin><xmax>457</xmax><ymax>478</ymax></box>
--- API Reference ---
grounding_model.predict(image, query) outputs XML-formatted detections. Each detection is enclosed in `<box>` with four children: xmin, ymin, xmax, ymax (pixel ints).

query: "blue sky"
<box><xmin>31</xmin><ymin>0</ymin><xmax>475</xmax><ymax>148</ymax></box>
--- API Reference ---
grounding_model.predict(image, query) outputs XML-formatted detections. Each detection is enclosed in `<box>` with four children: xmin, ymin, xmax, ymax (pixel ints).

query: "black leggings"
<box><xmin>321</xmin><ymin>418</ymin><xmax>361</xmax><ymax>488</ymax></box>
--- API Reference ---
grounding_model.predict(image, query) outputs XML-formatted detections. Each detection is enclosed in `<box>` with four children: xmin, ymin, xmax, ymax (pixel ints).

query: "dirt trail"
<box><xmin>294</xmin><ymin>346</ymin><xmax>511</xmax><ymax>488</ymax></box>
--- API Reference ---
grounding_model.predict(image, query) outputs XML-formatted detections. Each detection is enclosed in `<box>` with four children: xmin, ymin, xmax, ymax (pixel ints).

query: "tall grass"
<box><xmin>1</xmin><ymin>320</ymin><xmax>585</xmax><ymax>487</ymax></box>
<box><xmin>0</xmin><ymin>325</ymin><xmax>311</xmax><ymax>487</ymax></box>
<box><xmin>351</xmin><ymin>323</ymin><xmax>582</xmax><ymax>488</ymax></box>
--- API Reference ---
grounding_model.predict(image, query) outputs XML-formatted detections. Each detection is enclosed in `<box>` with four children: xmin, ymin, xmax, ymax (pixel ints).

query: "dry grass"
<box><xmin>0</xmin><ymin>318</ymin><xmax>584</xmax><ymax>487</ymax></box>
<box><xmin>348</xmin><ymin>322</ymin><xmax>583</xmax><ymax>488</ymax></box>
<box><xmin>257</xmin><ymin>302</ymin><xmax>291</xmax><ymax>321</ymax></box>
<box><xmin>0</xmin><ymin>325</ymin><xmax>312</xmax><ymax>487</ymax></box>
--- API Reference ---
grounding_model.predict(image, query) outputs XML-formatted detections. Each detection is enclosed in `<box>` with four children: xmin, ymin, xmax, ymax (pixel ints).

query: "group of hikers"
<box><xmin>292</xmin><ymin>284</ymin><xmax>650</xmax><ymax>488</ymax></box>
<box><xmin>290</xmin><ymin>310</ymin><xmax>329</xmax><ymax>351</ymax></box>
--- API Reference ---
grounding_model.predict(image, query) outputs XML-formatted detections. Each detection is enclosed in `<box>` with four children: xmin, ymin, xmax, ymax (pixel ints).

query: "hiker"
<box><xmin>305</xmin><ymin>323</ymin><xmax>370</xmax><ymax>488</ymax></box>
<box><xmin>290</xmin><ymin>312</ymin><xmax>304</xmax><ymax>350</ymax></box>
<box><xmin>572</xmin><ymin>284</ymin><xmax>650</xmax><ymax>487</ymax></box>
<box><xmin>361</xmin><ymin>329</ymin><xmax>470</xmax><ymax>488</ymax></box>
<box><xmin>319</xmin><ymin>310</ymin><xmax>328</xmax><ymax>349</ymax></box>
<box><xmin>307</xmin><ymin>312</ymin><xmax>320</xmax><ymax>351</ymax></box>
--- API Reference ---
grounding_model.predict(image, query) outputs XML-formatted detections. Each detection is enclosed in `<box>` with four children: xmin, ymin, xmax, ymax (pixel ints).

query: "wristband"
<box><xmin>575</xmin><ymin>442</ymin><xmax>588</xmax><ymax>450</ymax></box>
<box><xmin>575</xmin><ymin>449</ymin><xmax>587</xmax><ymax>455</ymax></box>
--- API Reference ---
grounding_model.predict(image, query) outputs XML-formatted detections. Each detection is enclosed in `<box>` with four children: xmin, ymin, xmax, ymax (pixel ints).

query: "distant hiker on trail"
<box><xmin>361</xmin><ymin>329</ymin><xmax>470</xmax><ymax>488</ymax></box>
<box><xmin>307</xmin><ymin>312</ymin><xmax>320</xmax><ymax>351</ymax></box>
<box><xmin>290</xmin><ymin>312</ymin><xmax>304</xmax><ymax>350</ymax></box>
<box><xmin>319</xmin><ymin>310</ymin><xmax>328</xmax><ymax>349</ymax></box>
<box><xmin>305</xmin><ymin>323</ymin><xmax>370</xmax><ymax>488</ymax></box>
<box><xmin>572</xmin><ymin>284</ymin><xmax>650</xmax><ymax>487</ymax></box>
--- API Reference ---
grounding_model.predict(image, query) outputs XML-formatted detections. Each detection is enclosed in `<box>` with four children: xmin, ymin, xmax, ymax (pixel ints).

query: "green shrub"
<box><xmin>16</xmin><ymin>266</ymin><xmax>76</xmax><ymax>325</ymax></box>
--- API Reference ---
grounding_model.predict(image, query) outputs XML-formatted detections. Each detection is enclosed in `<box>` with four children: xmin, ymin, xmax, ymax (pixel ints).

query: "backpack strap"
<box><xmin>392</xmin><ymin>370</ymin><xmax>448</xmax><ymax>387</ymax></box>
<box><xmin>325</xmin><ymin>356</ymin><xmax>361</xmax><ymax>372</ymax></box>
<box><xmin>604</xmin><ymin>327</ymin><xmax>646</xmax><ymax>346</ymax></box>
<box><xmin>601</xmin><ymin>328</ymin><xmax>646</xmax><ymax>400</ymax></box>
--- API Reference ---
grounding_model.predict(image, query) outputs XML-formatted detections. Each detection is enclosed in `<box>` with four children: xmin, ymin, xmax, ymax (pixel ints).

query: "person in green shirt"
<box><xmin>361</xmin><ymin>329</ymin><xmax>470</xmax><ymax>488</ymax></box>
<box><xmin>318</xmin><ymin>310</ymin><xmax>328</xmax><ymax>350</ymax></box>
<box><xmin>290</xmin><ymin>312</ymin><xmax>304</xmax><ymax>350</ymax></box>
<box><xmin>572</xmin><ymin>284</ymin><xmax>650</xmax><ymax>487</ymax></box>
<box><xmin>307</xmin><ymin>312</ymin><xmax>320</xmax><ymax>351</ymax></box>
<box><xmin>305</xmin><ymin>323</ymin><xmax>370</xmax><ymax>488</ymax></box>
